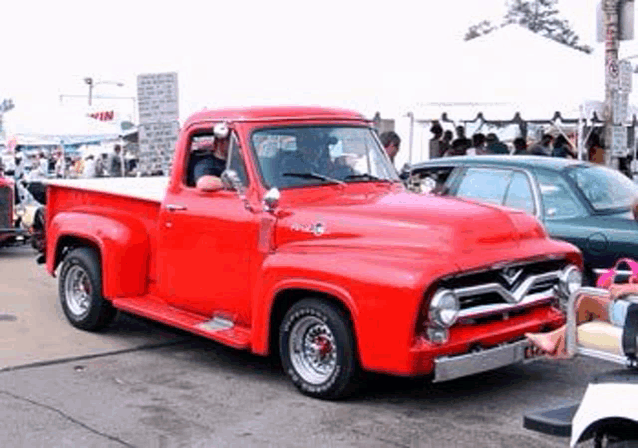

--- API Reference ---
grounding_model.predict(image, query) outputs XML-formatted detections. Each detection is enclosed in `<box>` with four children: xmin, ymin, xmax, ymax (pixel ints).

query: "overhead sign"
<box><xmin>87</xmin><ymin>110</ymin><xmax>115</xmax><ymax>121</ymax></box>
<box><xmin>611</xmin><ymin>125</ymin><xmax>628</xmax><ymax>157</ymax></box>
<box><xmin>136</xmin><ymin>72</ymin><xmax>180</xmax><ymax>175</ymax></box>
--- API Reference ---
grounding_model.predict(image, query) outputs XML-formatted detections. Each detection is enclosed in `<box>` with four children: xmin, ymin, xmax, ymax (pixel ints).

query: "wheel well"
<box><xmin>54</xmin><ymin>236</ymin><xmax>101</xmax><ymax>272</ymax></box>
<box><xmin>268</xmin><ymin>288</ymin><xmax>356</xmax><ymax>359</ymax></box>
<box><xmin>579</xmin><ymin>417</ymin><xmax>638</xmax><ymax>443</ymax></box>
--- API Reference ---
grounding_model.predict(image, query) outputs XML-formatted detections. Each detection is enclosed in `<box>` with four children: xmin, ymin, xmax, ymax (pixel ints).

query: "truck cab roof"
<box><xmin>184</xmin><ymin>106</ymin><xmax>368</xmax><ymax>125</ymax></box>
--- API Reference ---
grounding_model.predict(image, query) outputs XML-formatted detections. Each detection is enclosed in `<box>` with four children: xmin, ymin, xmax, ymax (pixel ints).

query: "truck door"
<box><xmin>156</xmin><ymin>130</ymin><xmax>258</xmax><ymax>326</ymax></box>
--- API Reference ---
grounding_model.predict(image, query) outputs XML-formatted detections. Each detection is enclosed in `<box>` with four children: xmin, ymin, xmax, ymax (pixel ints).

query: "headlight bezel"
<box><xmin>429</xmin><ymin>289</ymin><xmax>460</xmax><ymax>328</ymax></box>
<box><xmin>559</xmin><ymin>264</ymin><xmax>583</xmax><ymax>297</ymax></box>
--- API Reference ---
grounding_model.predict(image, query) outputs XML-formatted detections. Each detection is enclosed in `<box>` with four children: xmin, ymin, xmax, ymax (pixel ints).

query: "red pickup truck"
<box><xmin>37</xmin><ymin>106</ymin><xmax>582</xmax><ymax>399</ymax></box>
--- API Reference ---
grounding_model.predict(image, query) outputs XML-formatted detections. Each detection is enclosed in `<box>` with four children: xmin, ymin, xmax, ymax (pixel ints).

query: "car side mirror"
<box><xmin>196</xmin><ymin>175</ymin><xmax>224</xmax><ymax>192</ymax></box>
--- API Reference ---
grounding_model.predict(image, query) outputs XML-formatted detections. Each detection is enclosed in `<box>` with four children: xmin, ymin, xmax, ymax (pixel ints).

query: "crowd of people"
<box><xmin>4</xmin><ymin>144</ymin><xmax>130</xmax><ymax>181</ymax></box>
<box><xmin>426</xmin><ymin>121</ymin><xmax>606</xmax><ymax>164</ymax></box>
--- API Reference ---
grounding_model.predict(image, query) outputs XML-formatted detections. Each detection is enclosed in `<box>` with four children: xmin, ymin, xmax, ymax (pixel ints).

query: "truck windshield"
<box><xmin>251</xmin><ymin>126</ymin><xmax>400</xmax><ymax>189</ymax></box>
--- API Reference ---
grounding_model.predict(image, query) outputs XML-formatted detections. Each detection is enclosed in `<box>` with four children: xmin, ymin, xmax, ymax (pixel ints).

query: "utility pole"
<box><xmin>603</xmin><ymin>0</ymin><xmax>621</xmax><ymax>168</ymax></box>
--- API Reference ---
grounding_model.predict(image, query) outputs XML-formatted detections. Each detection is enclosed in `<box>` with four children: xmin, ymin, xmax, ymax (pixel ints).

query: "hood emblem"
<box><xmin>291</xmin><ymin>222</ymin><xmax>326</xmax><ymax>237</ymax></box>
<box><xmin>500</xmin><ymin>267</ymin><xmax>523</xmax><ymax>286</ymax></box>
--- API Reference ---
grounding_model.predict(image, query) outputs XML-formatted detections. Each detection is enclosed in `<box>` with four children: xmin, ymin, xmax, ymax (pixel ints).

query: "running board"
<box><xmin>111</xmin><ymin>296</ymin><xmax>251</xmax><ymax>349</ymax></box>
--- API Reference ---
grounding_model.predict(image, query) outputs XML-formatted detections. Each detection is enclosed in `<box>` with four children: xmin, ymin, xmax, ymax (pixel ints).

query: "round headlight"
<box><xmin>429</xmin><ymin>289</ymin><xmax>460</xmax><ymax>327</ymax></box>
<box><xmin>560</xmin><ymin>265</ymin><xmax>582</xmax><ymax>296</ymax></box>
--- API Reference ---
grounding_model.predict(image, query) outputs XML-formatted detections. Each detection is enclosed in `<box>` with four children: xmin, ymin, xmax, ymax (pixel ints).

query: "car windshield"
<box><xmin>251</xmin><ymin>126</ymin><xmax>399</xmax><ymax>189</ymax></box>
<box><xmin>566</xmin><ymin>165</ymin><xmax>638</xmax><ymax>212</ymax></box>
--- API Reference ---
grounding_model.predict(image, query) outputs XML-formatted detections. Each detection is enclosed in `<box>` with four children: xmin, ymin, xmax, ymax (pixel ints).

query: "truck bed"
<box><xmin>45</xmin><ymin>177</ymin><xmax>170</xmax><ymax>203</ymax></box>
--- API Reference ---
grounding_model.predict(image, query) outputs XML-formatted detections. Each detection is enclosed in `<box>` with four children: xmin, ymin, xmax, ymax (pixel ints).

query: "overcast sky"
<box><xmin>0</xmin><ymin>0</ymin><xmax>626</xmax><ymax>134</ymax></box>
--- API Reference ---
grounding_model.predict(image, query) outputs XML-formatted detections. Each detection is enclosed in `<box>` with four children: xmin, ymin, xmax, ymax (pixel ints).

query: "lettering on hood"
<box><xmin>291</xmin><ymin>222</ymin><xmax>326</xmax><ymax>236</ymax></box>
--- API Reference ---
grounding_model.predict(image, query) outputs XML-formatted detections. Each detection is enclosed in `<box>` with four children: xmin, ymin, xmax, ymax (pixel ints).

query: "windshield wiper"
<box><xmin>283</xmin><ymin>172</ymin><xmax>345</xmax><ymax>185</ymax></box>
<box><xmin>344</xmin><ymin>173</ymin><xmax>391</xmax><ymax>183</ymax></box>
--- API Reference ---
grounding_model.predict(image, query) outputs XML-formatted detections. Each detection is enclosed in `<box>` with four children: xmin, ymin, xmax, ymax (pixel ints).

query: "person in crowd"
<box><xmin>54</xmin><ymin>148</ymin><xmax>67</xmax><ymax>178</ymax></box>
<box><xmin>450</xmin><ymin>126</ymin><xmax>472</xmax><ymax>155</ymax></box>
<box><xmin>429</xmin><ymin>122</ymin><xmax>443</xmax><ymax>159</ymax></box>
<box><xmin>379</xmin><ymin>131</ymin><xmax>401</xmax><ymax>164</ymax></box>
<box><xmin>587</xmin><ymin>133</ymin><xmax>605</xmax><ymax>165</ymax></box>
<box><xmin>72</xmin><ymin>155</ymin><xmax>84</xmax><ymax>178</ymax></box>
<box><xmin>440</xmin><ymin>130</ymin><xmax>453</xmax><ymax>157</ymax></box>
<box><xmin>551</xmin><ymin>135</ymin><xmax>577</xmax><ymax>158</ymax></box>
<box><xmin>82</xmin><ymin>154</ymin><xmax>98</xmax><ymax>178</ymax></box>
<box><xmin>14</xmin><ymin>152</ymin><xmax>24</xmax><ymax>181</ymax></box>
<box><xmin>466</xmin><ymin>133</ymin><xmax>486</xmax><ymax>156</ymax></box>
<box><xmin>37</xmin><ymin>152</ymin><xmax>48</xmax><ymax>178</ymax></box>
<box><xmin>448</xmin><ymin>137</ymin><xmax>471</xmax><ymax>156</ymax></box>
<box><xmin>110</xmin><ymin>144</ymin><xmax>124</xmax><ymax>177</ymax></box>
<box><xmin>512</xmin><ymin>137</ymin><xmax>528</xmax><ymax>155</ymax></box>
<box><xmin>485</xmin><ymin>133</ymin><xmax>509</xmax><ymax>155</ymax></box>
<box><xmin>528</xmin><ymin>133</ymin><xmax>553</xmax><ymax>156</ymax></box>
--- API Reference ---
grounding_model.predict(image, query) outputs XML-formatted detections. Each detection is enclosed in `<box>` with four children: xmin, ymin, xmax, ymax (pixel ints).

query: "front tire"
<box><xmin>59</xmin><ymin>247</ymin><xmax>116</xmax><ymax>331</ymax></box>
<box><xmin>279</xmin><ymin>298</ymin><xmax>358</xmax><ymax>400</ymax></box>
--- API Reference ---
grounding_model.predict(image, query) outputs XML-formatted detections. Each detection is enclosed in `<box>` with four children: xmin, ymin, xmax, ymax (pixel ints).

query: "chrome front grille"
<box><xmin>0</xmin><ymin>186</ymin><xmax>11</xmax><ymax>229</ymax></box>
<box><xmin>439</xmin><ymin>259</ymin><xmax>565</xmax><ymax>314</ymax></box>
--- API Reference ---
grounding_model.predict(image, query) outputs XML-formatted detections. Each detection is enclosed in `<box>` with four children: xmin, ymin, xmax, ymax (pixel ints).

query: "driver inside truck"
<box><xmin>191</xmin><ymin>138</ymin><xmax>229</xmax><ymax>188</ymax></box>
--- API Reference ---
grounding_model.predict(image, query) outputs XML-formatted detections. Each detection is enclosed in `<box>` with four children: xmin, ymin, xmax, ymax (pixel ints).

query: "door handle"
<box><xmin>165</xmin><ymin>204</ymin><xmax>187</xmax><ymax>211</ymax></box>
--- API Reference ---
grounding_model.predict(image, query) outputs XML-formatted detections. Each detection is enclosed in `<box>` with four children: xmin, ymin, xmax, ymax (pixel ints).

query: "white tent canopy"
<box><xmin>4</xmin><ymin>102</ymin><xmax>126</xmax><ymax>138</ymax></box>
<box><xmin>406</xmin><ymin>25</ymin><xmax>606</xmax><ymax>121</ymax></box>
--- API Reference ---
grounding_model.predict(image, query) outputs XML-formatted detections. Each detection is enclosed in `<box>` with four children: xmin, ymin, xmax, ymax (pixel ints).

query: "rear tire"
<box><xmin>59</xmin><ymin>247</ymin><xmax>116</xmax><ymax>331</ymax></box>
<box><xmin>279</xmin><ymin>298</ymin><xmax>358</xmax><ymax>400</ymax></box>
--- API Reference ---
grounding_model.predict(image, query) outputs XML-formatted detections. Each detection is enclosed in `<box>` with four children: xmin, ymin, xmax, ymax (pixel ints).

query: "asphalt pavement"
<box><xmin>0</xmin><ymin>245</ymin><xmax>615</xmax><ymax>447</ymax></box>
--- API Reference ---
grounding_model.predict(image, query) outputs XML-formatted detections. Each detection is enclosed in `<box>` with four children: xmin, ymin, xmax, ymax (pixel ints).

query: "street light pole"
<box><xmin>84</xmin><ymin>77</ymin><xmax>124</xmax><ymax>106</ymax></box>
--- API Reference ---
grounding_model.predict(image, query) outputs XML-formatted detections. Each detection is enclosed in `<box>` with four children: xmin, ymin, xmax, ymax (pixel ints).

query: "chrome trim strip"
<box><xmin>433</xmin><ymin>339</ymin><xmax>530</xmax><ymax>382</ymax></box>
<box><xmin>453</xmin><ymin>270</ymin><xmax>561</xmax><ymax>304</ymax></box>
<box><xmin>457</xmin><ymin>290</ymin><xmax>555</xmax><ymax>319</ymax></box>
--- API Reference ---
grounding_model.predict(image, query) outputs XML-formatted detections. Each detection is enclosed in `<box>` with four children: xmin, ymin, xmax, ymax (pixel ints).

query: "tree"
<box><xmin>465</xmin><ymin>0</ymin><xmax>593</xmax><ymax>54</ymax></box>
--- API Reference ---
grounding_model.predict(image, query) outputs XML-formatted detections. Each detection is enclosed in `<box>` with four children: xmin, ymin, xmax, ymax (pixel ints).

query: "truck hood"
<box><xmin>275</xmin><ymin>190</ymin><xmax>546</xmax><ymax>261</ymax></box>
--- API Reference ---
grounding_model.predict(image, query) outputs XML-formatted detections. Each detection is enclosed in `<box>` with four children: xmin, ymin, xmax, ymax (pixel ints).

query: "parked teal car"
<box><xmin>402</xmin><ymin>156</ymin><xmax>638</xmax><ymax>284</ymax></box>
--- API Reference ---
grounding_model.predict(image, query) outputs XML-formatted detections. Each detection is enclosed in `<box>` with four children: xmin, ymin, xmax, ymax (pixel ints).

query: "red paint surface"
<box><xmin>44</xmin><ymin>106</ymin><xmax>582</xmax><ymax>376</ymax></box>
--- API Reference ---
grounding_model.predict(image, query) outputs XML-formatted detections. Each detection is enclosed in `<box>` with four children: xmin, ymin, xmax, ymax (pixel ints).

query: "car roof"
<box><xmin>410</xmin><ymin>155</ymin><xmax>589</xmax><ymax>172</ymax></box>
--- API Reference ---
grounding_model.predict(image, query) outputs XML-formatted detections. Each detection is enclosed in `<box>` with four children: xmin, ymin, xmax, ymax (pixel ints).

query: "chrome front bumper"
<box><xmin>433</xmin><ymin>339</ymin><xmax>533</xmax><ymax>383</ymax></box>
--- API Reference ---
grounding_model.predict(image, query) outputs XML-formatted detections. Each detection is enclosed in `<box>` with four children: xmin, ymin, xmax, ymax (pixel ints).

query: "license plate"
<box><xmin>523</xmin><ymin>343</ymin><xmax>546</xmax><ymax>361</ymax></box>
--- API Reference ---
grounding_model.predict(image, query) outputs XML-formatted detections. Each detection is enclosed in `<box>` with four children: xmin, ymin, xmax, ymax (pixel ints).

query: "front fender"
<box><xmin>251</xmin><ymin>250</ymin><xmax>454</xmax><ymax>373</ymax></box>
<box><xmin>48</xmin><ymin>211</ymin><xmax>151</xmax><ymax>298</ymax></box>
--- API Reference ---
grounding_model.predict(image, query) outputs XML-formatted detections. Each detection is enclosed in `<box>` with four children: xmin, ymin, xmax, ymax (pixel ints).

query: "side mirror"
<box><xmin>213</xmin><ymin>122</ymin><xmax>230</xmax><ymax>139</ymax></box>
<box><xmin>196</xmin><ymin>175</ymin><xmax>224</xmax><ymax>192</ymax></box>
<box><xmin>263</xmin><ymin>188</ymin><xmax>280</xmax><ymax>212</ymax></box>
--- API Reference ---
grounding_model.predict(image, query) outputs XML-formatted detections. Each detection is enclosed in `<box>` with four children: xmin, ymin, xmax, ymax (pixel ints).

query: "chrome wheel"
<box><xmin>289</xmin><ymin>316</ymin><xmax>337</xmax><ymax>385</ymax></box>
<box><xmin>64</xmin><ymin>265</ymin><xmax>92</xmax><ymax>319</ymax></box>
